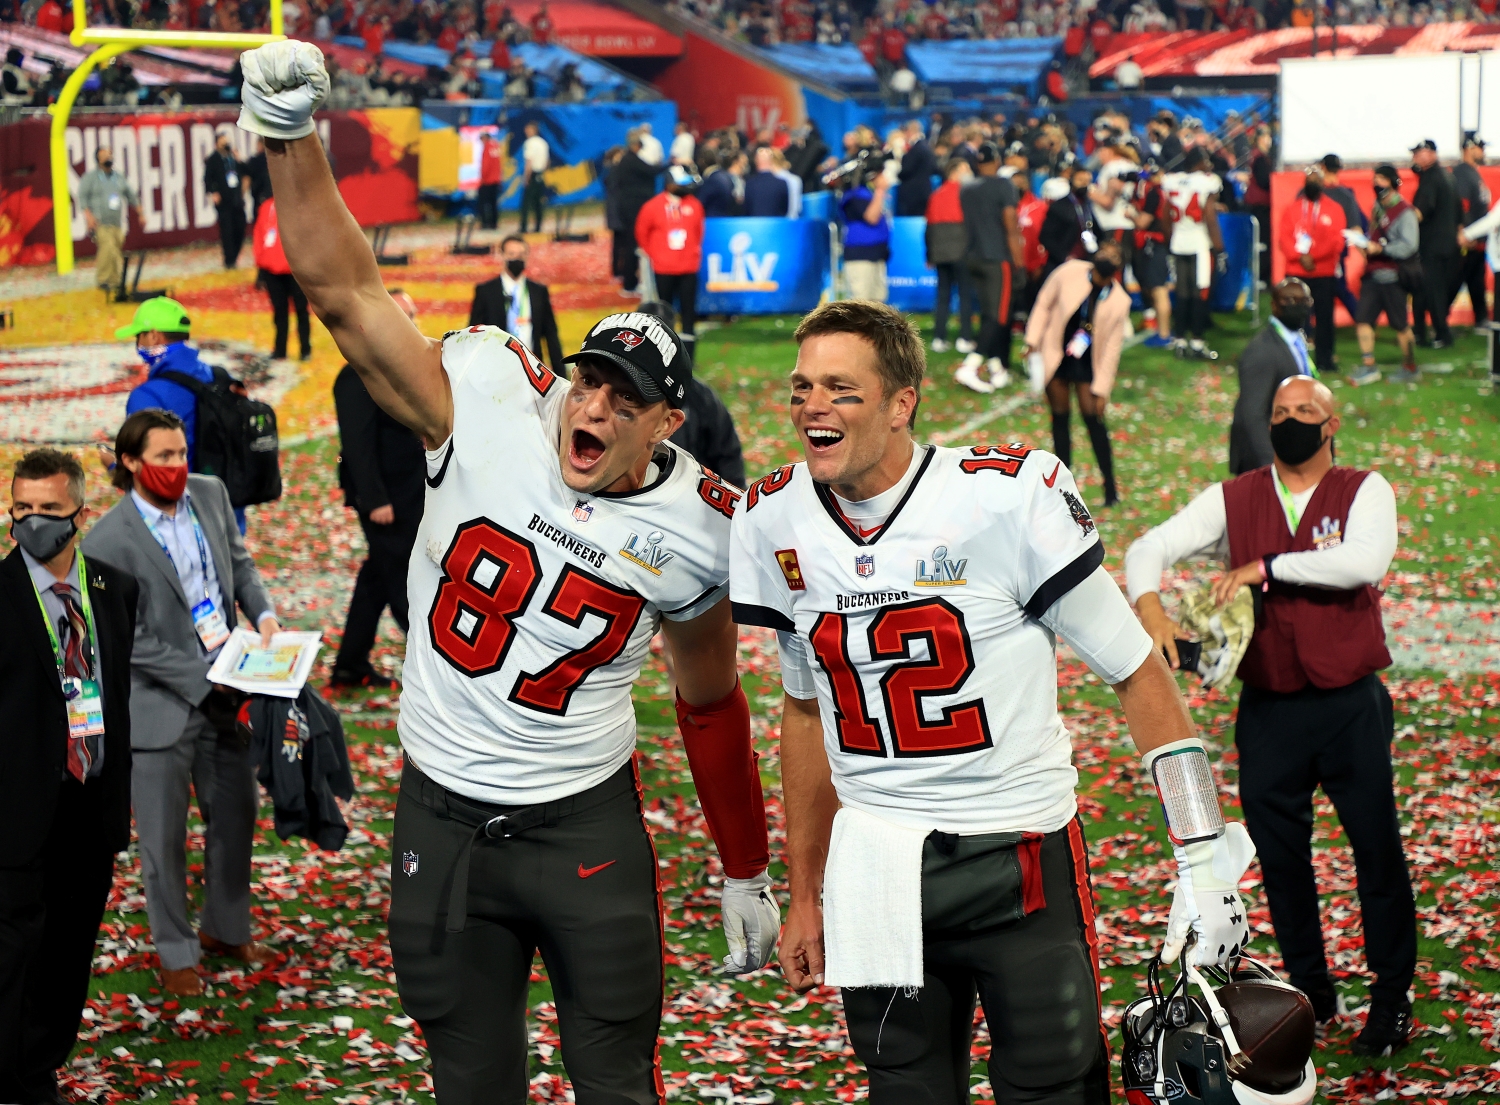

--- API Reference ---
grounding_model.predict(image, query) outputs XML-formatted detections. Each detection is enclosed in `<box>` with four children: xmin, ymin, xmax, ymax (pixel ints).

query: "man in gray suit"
<box><xmin>83</xmin><ymin>408</ymin><xmax>281</xmax><ymax>997</ymax></box>
<box><xmin>1230</xmin><ymin>278</ymin><xmax>1316</xmax><ymax>475</ymax></box>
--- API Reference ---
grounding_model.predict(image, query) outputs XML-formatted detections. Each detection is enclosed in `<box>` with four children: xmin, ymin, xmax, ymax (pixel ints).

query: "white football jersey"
<box><xmin>730</xmin><ymin>443</ymin><xmax>1105</xmax><ymax>834</ymax></box>
<box><xmin>1162</xmin><ymin>169</ymin><xmax>1221</xmax><ymax>255</ymax></box>
<box><xmin>400</xmin><ymin>326</ymin><xmax>736</xmax><ymax>805</ymax></box>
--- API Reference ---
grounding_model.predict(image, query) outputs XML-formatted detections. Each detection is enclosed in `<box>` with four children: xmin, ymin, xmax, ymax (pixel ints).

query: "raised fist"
<box><xmin>238</xmin><ymin>40</ymin><xmax>330</xmax><ymax>141</ymax></box>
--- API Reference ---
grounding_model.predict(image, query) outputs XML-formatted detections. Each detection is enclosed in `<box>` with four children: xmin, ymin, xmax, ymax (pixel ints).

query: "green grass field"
<box><xmin>65</xmin><ymin>306</ymin><xmax>1500</xmax><ymax>1104</ymax></box>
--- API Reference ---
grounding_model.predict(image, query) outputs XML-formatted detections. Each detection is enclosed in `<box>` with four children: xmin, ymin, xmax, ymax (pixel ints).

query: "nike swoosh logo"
<box><xmin>1043</xmin><ymin>462</ymin><xmax>1061</xmax><ymax>488</ymax></box>
<box><xmin>577</xmin><ymin>861</ymin><xmax>616</xmax><ymax>879</ymax></box>
<box><xmin>853</xmin><ymin>522</ymin><xmax>882</xmax><ymax>538</ymax></box>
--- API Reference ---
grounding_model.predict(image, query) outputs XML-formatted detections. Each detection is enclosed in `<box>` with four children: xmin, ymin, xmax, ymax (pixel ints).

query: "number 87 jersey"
<box><xmin>399</xmin><ymin>327</ymin><xmax>738</xmax><ymax>807</ymax></box>
<box><xmin>730</xmin><ymin>443</ymin><xmax>1104</xmax><ymax>834</ymax></box>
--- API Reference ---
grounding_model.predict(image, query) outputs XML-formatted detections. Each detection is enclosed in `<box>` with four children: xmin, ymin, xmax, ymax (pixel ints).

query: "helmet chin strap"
<box><xmin>1184</xmin><ymin>957</ymin><xmax>1252</xmax><ymax>1077</ymax></box>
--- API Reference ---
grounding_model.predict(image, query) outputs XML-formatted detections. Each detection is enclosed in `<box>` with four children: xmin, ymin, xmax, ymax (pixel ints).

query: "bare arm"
<box><xmin>661</xmin><ymin>596</ymin><xmax>738</xmax><ymax>705</ymax></box>
<box><xmin>262</xmin><ymin>134</ymin><xmax>451</xmax><ymax>446</ymax></box>
<box><xmin>1111</xmin><ymin>648</ymin><xmax>1196</xmax><ymax>758</ymax></box>
<box><xmin>779</xmin><ymin>692</ymin><xmax>838</xmax><ymax>991</ymax></box>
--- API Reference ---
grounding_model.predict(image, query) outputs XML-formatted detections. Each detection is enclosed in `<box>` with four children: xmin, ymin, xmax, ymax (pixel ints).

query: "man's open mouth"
<box><xmin>805</xmin><ymin>427</ymin><xmax>845</xmax><ymax>454</ymax></box>
<box><xmin>570</xmin><ymin>429</ymin><xmax>607</xmax><ymax>469</ymax></box>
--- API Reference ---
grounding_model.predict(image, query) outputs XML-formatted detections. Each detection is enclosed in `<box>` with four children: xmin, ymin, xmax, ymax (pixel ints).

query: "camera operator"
<box><xmin>832</xmin><ymin>151</ymin><xmax>894</xmax><ymax>302</ymax></box>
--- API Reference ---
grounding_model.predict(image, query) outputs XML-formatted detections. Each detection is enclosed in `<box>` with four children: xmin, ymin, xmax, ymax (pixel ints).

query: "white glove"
<box><xmin>238</xmin><ymin>41</ymin><xmax>330</xmax><ymax>140</ymax></box>
<box><xmin>1162</xmin><ymin>821</ymin><xmax>1254</xmax><ymax>968</ymax></box>
<box><xmin>713</xmin><ymin>870</ymin><xmax>780</xmax><ymax>976</ymax></box>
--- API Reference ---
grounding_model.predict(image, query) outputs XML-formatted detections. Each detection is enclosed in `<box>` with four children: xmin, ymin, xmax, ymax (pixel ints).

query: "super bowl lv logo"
<box><xmin>914</xmin><ymin>545</ymin><xmax>968</xmax><ymax>587</ymax></box>
<box><xmin>619</xmin><ymin>531</ymin><xmax>675</xmax><ymax>575</ymax></box>
<box><xmin>1312</xmin><ymin>515</ymin><xmax>1343</xmax><ymax>550</ymax></box>
<box><xmin>706</xmin><ymin>231</ymin><xmax>780</xmax><ymax>292</ymax></box>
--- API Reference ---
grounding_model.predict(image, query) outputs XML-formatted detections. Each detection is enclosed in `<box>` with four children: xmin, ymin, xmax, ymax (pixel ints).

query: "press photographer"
<box><xmin>825</xmin><ymin>148</ymin><xmax>893</xmax><ymax>302</ymax></box>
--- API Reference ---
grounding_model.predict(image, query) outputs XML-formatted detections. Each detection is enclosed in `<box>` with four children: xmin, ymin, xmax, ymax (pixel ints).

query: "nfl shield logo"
<box><xmin>572</xmin><ymin>500</ymin><xmax>594</xmax><ymax>523</ymax></box>
<box><xmin>855</xmin><ymin>554</ymin><xmax>875</xmax><ymax>578</ymax></box>
<box><xmin>401</xmin><ymin>851</ymin><xmax>419</xmax><ymax>877</ymax></box>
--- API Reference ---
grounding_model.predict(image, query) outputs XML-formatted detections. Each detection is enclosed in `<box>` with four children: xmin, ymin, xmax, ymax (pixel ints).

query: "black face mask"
<box><xmin>505</xmin><ymin>258</ymin><xmax>526</xmax><ymax>278</ymax></box>
<box><xmin>1073</xmin><ymin>184</ymin><xmax>1090</xmax><ymax>199</ymax></box>
<box><xmin>11</xmin><ymin>508</ymin><xmax>81</xmax><ymax>563</ymax></box>
<box><xmin>1269</xmin><ymin>416</ymin><xmax>1328</xmax><ymax>466</ymax></box>
<box><xmin>1276</xmin><ymin>303</ymin><xmax>1312</xmax><ymax>331</ymax></box>
<box><xmin>1303</xmin><ymin>181</ymin><xmax>1322</xmax><ymax>200</ymax></box>
<box><xmin>1093</xmin><ymin>258</ymin><xmax>1118</xmax><ymax>281</ymax></box>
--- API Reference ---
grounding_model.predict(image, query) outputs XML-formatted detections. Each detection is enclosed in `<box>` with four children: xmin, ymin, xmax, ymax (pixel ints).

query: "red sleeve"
<box><xmin>1275</xmin><ymin>201</ymin><xmax>1298</xmax><ymax>260</ymax></box>
<box><xmin>1315</xmin><ymin>202</ymin><xmax>1346</xmax><ymax>261</ymax></box>
<box><xmin>675</xmin><ymin>683</ymin><xmax>770</xmax><ymax>879</ymax></box>
<box><xmin>634</xmin><ymin>199</ymin><xmax>658</xmax><ymax>255</ymax></box>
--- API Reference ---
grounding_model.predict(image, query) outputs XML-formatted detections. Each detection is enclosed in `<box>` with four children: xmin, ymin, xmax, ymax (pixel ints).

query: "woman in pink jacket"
<box><xmin>1022</xmin><ymin>240</ymin><xmax>1130</xmax><ymax>506</ymax></box>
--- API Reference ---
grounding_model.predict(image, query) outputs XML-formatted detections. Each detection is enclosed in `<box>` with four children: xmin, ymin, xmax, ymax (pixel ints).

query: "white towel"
<box><xmin>822</xmin><ymin>806</ymin><xmax>929</xmax><ymax>990</ymax></box>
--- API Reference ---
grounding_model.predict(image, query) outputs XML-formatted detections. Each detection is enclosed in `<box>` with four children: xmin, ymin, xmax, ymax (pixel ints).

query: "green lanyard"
<box><xmin>31</xmin><ymin>549</ymin><xmax>100</xmax><ymax>684</ymax></box>
<box><xmin>1272</xmin><ymin>469</ymin><xmax>1303</xmax><ymax>535</ymax></box>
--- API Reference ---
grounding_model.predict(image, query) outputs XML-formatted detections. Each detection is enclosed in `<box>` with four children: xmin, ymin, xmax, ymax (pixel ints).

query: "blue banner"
<box><xmin>886</xmin><ymin>217</ymin><xmax>936</xmax><ymax>313</ymax></box>
<box><xmin>698</xmin><ymin>218</ymin><xmax>831</xmax><ymax>315</ymax></box>
<box><xmin>1211</xmin><ymin>213</ymin><xmax>1257</xmax><ymax>312</ymax></box>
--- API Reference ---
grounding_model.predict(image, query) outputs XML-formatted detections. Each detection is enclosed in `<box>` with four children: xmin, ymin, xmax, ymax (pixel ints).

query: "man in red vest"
<box><xmin>1123</xmin><ymin>375</ymin><xmax>1415</xmax><ymax>1060</ymax></box>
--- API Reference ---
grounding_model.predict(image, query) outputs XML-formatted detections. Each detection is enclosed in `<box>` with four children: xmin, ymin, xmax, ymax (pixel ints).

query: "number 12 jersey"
<box><xmin>730</xmin><ymin>443</ymin><xmax>1104</xmax><ymax>834</ymax></box>
<box><xmin>400</xmin><ymin>326</ymin><xmax>737</xmax><ymax>806</ymax></box>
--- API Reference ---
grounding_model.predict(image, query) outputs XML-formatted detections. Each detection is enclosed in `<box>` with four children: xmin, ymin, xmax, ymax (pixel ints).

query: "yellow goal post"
<box><xmin>49</xmin><ymin>0</ymin><xmax>286</xmax><ymax>273</ymax></box>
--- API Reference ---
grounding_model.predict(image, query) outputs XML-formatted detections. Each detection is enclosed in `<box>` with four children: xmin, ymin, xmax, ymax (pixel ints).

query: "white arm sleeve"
<box><xmin>776</xmin><ymin>630</ymin><xmax>819</xmax><ymax>701</ymax></box>
<box><xmin>1041</xmin><ymin>566</ymin><xmax>1156</xmax><ymax>686</ymax></box>
<box><xmin>1268</xmin><ymin>473</ymin><xmax>1397</xmax><ymax>590</ymax></box>
<box><xmin>1124</xmin><ymin>483</ymin><xmax>1230</xmax><ymax>604</ymax></box>
<box><xmin>1465</xmin><ymin>200</ymin><xmax>1500</xmax><ymax>238</ymax></box>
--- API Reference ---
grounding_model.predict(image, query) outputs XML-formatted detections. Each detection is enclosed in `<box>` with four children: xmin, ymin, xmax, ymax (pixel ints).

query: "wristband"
<box><xmin>1142</xmin><ymin>737</ymin><xmax>1225</xmax><ymax>846</ymax></box>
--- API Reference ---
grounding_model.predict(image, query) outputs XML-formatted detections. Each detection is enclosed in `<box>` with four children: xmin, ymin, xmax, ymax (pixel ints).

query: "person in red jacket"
<box><xmin>1277</xmin><ymin>165</ymin><xmax>1347</xmax><ymax>373</ymax></box>
<box><xmin>529</xmin><ymin>0</ymin><xmax>553</xmax><ymax>44</ymax></box>
<box><xmin>252</xmin><ymin>198</ymin><xmax>311</xmax><ymax>361</ymax></box>
<box><xmin>636</xmin><ymin>166</ymin><xmax>706</xmax><ymax>356</ymax></box>
<box><xmin>477</xmin><ymin>132</ymin><xmax>503</xmax><ymax>230</ymax></box>
<box><xmin>924</xmin><ymin>159</ymin><xmax>973</xmax><ymax>352</ymax></box>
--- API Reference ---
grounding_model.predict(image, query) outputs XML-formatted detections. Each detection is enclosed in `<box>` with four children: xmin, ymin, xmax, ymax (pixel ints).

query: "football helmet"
<box><xmin>1122</xmin><ymin>952</ymin><xmax>1317</xmax><ymax>1105</ymax></box>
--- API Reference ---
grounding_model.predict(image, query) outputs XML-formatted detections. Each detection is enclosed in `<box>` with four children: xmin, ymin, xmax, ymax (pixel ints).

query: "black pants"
<box><xmin>215</xmin><ymin>198</ymin><xmax>246</xmax><ymax>268</ymax></box>
<box><xmin>966</xmin><ymin>258</ymin><xmax>1014</xmax><ymax>364</ymax></box>
<box><xmin>335</xmin><ymin>515</ymin><xmax>417</xmax><ymax>675</ymax></box>
<box><xmin>477</xmin><ymin>183</ymin><xmax>500</xmax><ymax>230</ymax></box>
<box><xmin>842</xmin><ymin>820</ymin><xmax>1108</xmax><ymax>1105</ymax></box>
<box><xmin>520</xmin><ymin>177</ymin><xmax>547</xmax><ymax>233</ymax></box>
<box><xmin>933</xmin><ymin>261</ymin><xmax>974</xmax><ymax>343</ymax></box>
<box><xmin>613</xmin><ymin>228</ymin><xmax>639</xmax><ymax>291</ymax></box>
<box><xmin>261</xmin><ymin>270</ymin><xmax>310</xmax><ymax>360</ymax></box>
<box><xmin>1172</xmin><ymin>254</ymin><xmax>1211</xmax><ymax>338</ymax></box>
<box><xmin>1335</xmin><ymin>250</ymin><xmax>1360</xmax><ymax>319</ymax></box>
<box><xmin>1305</xmin><ymin>275</ymin><xmax>1337</xmax><ymax>371</ymax></box>
<box><xmin>0</xmin><ymin>780</ymin><xmax>117</xmax><ymax>1104</ymax></box>
<box><xmin>1235</xmin><ymin>673</ymin><xmax>1417</xmax><ymax>1006</ymax></box>
<box><xmin>389</xmin><ymin>760</ymin><xmax>664</xmax><ymax>1105</ymax></box>
<box><xmin>654</xmin><ymin>272</ymin><xmax>698</xmax><ymax>337</ymax></box>
<box><xmin>1457</xmin><ymin>247</ymin><xmax>1489</xmax><ymax>325</ymax></box>
<box><xmin>1411</xmin><ymin>249</ymin><xmax>1456</xmax><ymax>344</ymax></box>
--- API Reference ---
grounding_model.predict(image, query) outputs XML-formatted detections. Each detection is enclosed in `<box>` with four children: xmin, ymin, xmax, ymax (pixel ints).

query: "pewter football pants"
<box><xmin>841</xmin><ymin>820</ymin><xmax>1110</xmax><ymax>1105</ymax></box>
<box><xmin>389</xmin><ymin>760</ymin><xmax>665</xmax><ymax>1105</ymax></box>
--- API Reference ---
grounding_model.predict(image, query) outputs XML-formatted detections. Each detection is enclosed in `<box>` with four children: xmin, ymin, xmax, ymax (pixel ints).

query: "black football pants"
<box><xmin>389</xmin><ymin>759</ymin><xmax>665</xmax><ymax>1105</ymax></box>
<box><xmin>1457</xmin><ymin>247</ymin><xmax>1489</xmax><ymax>326</ymax></box>
<box><xmin>841</xmin><ymin>820</ymin><xmax>1109</xmax><ymax>1105</ymax></box>
<box><xmin>0</xmin><ymin>780</ymin><xmax>116</xmax><ymax>1104</ymax></box>
<box><xmin>966</xmin><ymin>259</ymin><xmax>1014</xmax><ymax>365</ymax></box>
<box><xmin>1235</xmin><ymin>673</ymin><xmax>1417</xmax><ymax>1006</ymax></box>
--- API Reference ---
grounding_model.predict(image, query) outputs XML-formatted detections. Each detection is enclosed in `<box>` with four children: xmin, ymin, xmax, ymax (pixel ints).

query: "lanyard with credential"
<box><xmin>144</xmin><ymin>502</ymin><xmax>214</xmax><ymax>604</ymax></box>
<box><xmin>1273</xmin><ymin>469</ymin><xmax>1303</xmax><ymax>535</ymax></box>
<box><xmin>31</xmin><ymin>549</ymin><xmax>100</xmax><ymax>686</ymax></box>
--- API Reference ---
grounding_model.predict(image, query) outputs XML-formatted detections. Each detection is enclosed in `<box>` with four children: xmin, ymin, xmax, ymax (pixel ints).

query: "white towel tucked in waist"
<box><xmin>823</xmin><ymin>806</ymin><xmax>929</xmax><ymax>989</ymax></box>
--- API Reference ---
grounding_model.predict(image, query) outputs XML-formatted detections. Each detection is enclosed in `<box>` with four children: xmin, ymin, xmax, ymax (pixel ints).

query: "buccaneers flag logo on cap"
<box><xmin>613</xmin><ymin>331</ymin><xmax>646</xmax><ymax>350</ymax></box>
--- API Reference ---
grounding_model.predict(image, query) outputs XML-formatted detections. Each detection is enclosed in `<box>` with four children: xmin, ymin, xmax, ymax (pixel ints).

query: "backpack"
<box><xmin>159</xmin><ymin>367</ymin><xmax>282</xmax><ymax>508</ymax></box>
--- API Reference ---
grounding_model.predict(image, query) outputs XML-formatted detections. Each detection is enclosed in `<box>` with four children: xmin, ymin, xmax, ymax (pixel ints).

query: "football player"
<box><xmin>1161</xmin><ymin>147</ymin><xmax>1225</xmax><ymax>360</ymax></box>
<box><xmin>238</xmin><ymin>42</ymin><xmax>777</xmax><ymax>1105</ymax></box>
<box><xmin>730</xmin><ymin>300</ymin><xmax>1254</xmax><ymax>1104</ymax></box>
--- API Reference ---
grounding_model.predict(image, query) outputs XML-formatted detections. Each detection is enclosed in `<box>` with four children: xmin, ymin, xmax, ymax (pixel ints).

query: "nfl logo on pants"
<box><xmin>855</xmin><ymin>554</ymin><xmax>875</xmax><ymax>578</ymax></box>
<box><xmin>402</xmin><ymin>851</ymin><xmax>419</xmax><ymax>877</ymax></box>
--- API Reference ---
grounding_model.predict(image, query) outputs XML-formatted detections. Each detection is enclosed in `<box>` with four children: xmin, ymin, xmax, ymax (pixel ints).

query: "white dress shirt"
<box><xmin>500</xmin><ymin>272</ymin><xmax>533</xmax><ymax>350</ymax></box>
<box><xmin>1125</xmin><ymin>468</ymin><xmax>1398</xmax><ymax>603</ymax></box>
<box><xmin>521</xmin><ymin>134</ymin><xmax>550</xmax><ymax>176</ymax></box>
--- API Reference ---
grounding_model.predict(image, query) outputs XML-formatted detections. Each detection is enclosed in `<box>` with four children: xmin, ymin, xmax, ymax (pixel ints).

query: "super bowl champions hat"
<box><xmin>562</xmin><ymin>312</ymin><xmax>691</xmax><ymax>408</ymax></box>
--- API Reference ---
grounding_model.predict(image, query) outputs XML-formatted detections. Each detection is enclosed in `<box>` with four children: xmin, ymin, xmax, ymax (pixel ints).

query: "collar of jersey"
<box><xmin>812</xmin><ymin>445</ymin><xmax>935</xmax><ymax>547</ymax></box>
<box><xmin>593</xmin><ymin>443</ymin><xmax>678</xmax><ymax>500</ymax></box>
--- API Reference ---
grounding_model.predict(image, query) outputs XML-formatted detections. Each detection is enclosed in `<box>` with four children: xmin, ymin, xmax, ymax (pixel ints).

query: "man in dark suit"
<box><xmin>202</xmin><ymin>133</ymin><xmax>248</xmax><ymax>269</ymax></box>
<box><xmin>896</xmin><ymin>121</ymin><xmax>937</xmax><ymax>217</ymax></box>
<box><xmin>743</xmin><ymin>145</ymin><xmax>790</xmax><ymax>217</ymax></box>
<box><xmin>1</xmin><ymin>448</ymin><xmax>136</xmax><ymax>1105</ymax></box>
<box><xmin>609</xmin><ymin>132</ymin><xmax>670</xmax><ymax>292</ymax></box>
<box><xmin>468</xmin><ymin>237</ymin><xmax>564</xmax><ymax>370</ymax></box>
<box><xmin>83</xmin><ymin>409</ymin><xmax>280</xmax><ymax>998</ymax></box>
<box><xmin>332</xmin><ymin>290</ymin><xmax>427</xmax><ymax>687</ymax></box>
<box><xmin>1230</xmin><ymin>278</ymin><xmax>1315</xmax><ymax>475</ymax></box>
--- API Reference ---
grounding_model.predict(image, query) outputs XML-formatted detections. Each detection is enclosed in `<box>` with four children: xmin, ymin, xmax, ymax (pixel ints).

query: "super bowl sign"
<box><xmin>698</xmin><ymin>218</ymin><xmax>830</xmax><ymax>315</ymax></box>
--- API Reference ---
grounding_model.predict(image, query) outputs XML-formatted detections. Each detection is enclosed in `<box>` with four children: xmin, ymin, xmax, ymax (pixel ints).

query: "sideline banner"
<box><xmin>1211</xmin><ymin>212</ymin><xmax>1257</xmax><ymax>313</ymax></box>
<box><xmin>0</xmin><ymin>107</ymin><xmax>420</xmax><ymax>267</ymax></box>
<box><xmin>886</xmin><ymin>217</ymin><xmax>936</xmax><ymax>313</ymax></box>
<box><xmin>697</xmin><ymin>217</ymin><xmax>829</xmax><ymax>315</ymax></box>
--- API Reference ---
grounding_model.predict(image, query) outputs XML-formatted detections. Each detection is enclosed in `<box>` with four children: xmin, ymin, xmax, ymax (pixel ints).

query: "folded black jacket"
<box><xmin>247</xmin><ymin>689</ymin><xmax>355</xmax><ymax>851</ymax></box>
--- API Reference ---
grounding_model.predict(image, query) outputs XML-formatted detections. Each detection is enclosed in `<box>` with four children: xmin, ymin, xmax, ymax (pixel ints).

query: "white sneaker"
<box><xmin>955</xmin><ymin>355</ymin><xmax>994</xmax><ymax>394</ymax></box>
<box><xmin>955</xmin><ymin>338</ymin><xmax>978</xmax><ymax>354</ymax></box>
<box><xmin>931</xmin><ymin>338</ymin><xmax>950</xmax><ymax>352</ymax></box>
<box><xmin>986</xmin><ymin>358</ymin><xmax>1010</xmax><ymax>387</ymax></box>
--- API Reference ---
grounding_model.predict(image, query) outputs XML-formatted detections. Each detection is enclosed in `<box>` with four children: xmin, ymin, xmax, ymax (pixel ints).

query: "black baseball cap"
<box><xmin>1321</xmin><ymin>153</ymin><xmax>1343</xmax><ymax>171</ymax></box>
<box><xmin>976</xmin><ymin>141</ymin><xmax>1002</xmax><ymax>164</ymax></box>
<box><xmin>1410</xmin><ymin>138</ymin><xmax>1437</xmax><ymax>152</ymax></box>
<box><xmin>1464</xmin><ymin>134</ymin><xmax>1487</xmax><ymax>150</ymax></box>
<box><xmin>1153</xmin><ymin>109</ymin><xmax>1177</xmax><ymax>124</ymax></box>
<box><xmin>562</xmin><ymin>312</ymin><xmax>690</xmax><ymax>408</ymax></box>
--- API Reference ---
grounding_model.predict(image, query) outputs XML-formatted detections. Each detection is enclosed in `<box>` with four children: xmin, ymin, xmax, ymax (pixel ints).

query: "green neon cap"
<box><xmin>114</xmin><ymin>296</ymin><xmax>192</xmax><ymax>340</ymax></box>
